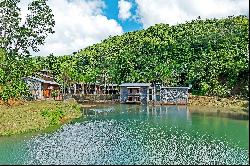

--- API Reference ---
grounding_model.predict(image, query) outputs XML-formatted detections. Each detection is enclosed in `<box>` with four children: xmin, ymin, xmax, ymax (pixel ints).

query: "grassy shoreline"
<box><xmin>188</xmin><ymin>95</ymin><xmax>249</xmax><ymax>115</ymax></box>
<box><xmin>0</xmin><ymin>99</ymin><xmax>82</xmax><ymax>136</ymax></box>
<box><xmin>0</xmin><ymin>95</ymin><xmax>248</xmax><ymax>136</ymax></box>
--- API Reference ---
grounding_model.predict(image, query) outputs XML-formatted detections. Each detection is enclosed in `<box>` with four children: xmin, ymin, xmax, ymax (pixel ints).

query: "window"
<box><xmin>135</xmin><ymin>96</ymin><xmax>140</xmax><ymax>101</ymax></box>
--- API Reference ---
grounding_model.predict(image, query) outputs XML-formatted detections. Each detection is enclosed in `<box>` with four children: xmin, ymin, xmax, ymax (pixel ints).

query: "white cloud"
<box><xmin>135</xmin><ymin>0</ymin><xmax>249</xmax><ymax>28</ymax></box>
<box><xmin>118</xmin><ymin>0</ymin><xmax>132</xmax><ymax>20</ymax></box>
<box><xmin>19</xmin><ymin>0</ymin><xmax>123</xmax><ymax>56</ymax></box>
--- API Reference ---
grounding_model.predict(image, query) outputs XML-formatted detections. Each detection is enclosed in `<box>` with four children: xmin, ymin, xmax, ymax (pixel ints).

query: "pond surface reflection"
<box><xmin>0</xmin><ymin>104</ymin><xmax>248</xmax><ymax>165</ymax></box>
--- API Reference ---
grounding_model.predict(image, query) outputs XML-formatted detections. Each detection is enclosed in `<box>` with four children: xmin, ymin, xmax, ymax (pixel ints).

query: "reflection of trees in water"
<box><xmin>84</xmin><ymin>104</ymin><xmax>192</xmax><ymax>123</ymax></box>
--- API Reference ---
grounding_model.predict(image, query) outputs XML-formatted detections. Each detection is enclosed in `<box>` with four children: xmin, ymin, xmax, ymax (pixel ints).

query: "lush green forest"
<box><xmin>0</xmin><ymin>15</ymin><xmax>249</xmax><ymax>101</ymax></box>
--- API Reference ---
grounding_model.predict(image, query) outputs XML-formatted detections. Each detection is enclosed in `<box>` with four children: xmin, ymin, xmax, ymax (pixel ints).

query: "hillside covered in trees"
<box><xmin>0</xmin><ymin>15</ymin><xmax>249</xmax><ymax>101</ymax></box>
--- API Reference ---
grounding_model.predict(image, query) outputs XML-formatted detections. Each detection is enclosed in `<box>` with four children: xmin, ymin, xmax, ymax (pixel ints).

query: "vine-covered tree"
<box><xmin>0</xmin><ymin>0</ymin><xmax>55</xmax><ymax>101</ymax></box>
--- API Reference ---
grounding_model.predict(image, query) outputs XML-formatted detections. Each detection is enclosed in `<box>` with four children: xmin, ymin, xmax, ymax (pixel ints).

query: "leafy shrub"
<box><xmin>51</xmin><ymin>90</ymin><xmax>59</xmax><ymax>98</ymax></box>
<box><xmin>41</xmin><ymin>108</ymin><xmax>65</xmax><ymax>125</ymax></box>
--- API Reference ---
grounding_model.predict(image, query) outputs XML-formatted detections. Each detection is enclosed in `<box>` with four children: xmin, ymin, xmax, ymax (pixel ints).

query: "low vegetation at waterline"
<box><xmin>0</xmin><ymin>96</ymin><xmax>248</xmax><ymax>136</ymax></box>
<box><xmin>188</xmin><ymin>95</ymin><xmax>249</xmax><ymax>109</ymax></box>
<box><xmin>188</xmin><ymin>95</ymin><xmax>249</xmax><ymax>115</ymax></box>
<box><xmin>0</xmin><ymin>100</ymin><xmax>82</xmax><ymax>136</ymax></box>
<box><xmin>41</xmin><ymin>108</ymin><xmax>65</xmax><ymax>125</ymax></box>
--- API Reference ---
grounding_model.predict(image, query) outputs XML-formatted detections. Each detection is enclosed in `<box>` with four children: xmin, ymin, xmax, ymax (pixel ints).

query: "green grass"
<box><xmin>0</xmin><ymin>100</ymin><xmax>82</xmax><ymax>136</ymax></box>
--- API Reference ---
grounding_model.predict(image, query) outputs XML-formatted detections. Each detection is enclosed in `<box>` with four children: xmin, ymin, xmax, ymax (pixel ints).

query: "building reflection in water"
<box><xmin>141</xmin><ymin>105</ymin><xmax>192</xmax><ymax>124</ymax></box>
<box><xmin>83</xmin><ymin>104</ymin><xmax>192</xmax><ymax>125</ymax></box>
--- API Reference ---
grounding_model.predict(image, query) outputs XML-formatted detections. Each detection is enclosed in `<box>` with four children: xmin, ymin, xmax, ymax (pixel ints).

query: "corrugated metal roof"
<box><xmin>24</xmin><ymin>76</ymin><xmax>59</xmax><ymax>85</ymax></box>
<box><xmin>119</xmin><ymin>83</ymin><xmax>151</xmax><ymax>87</ymax></box>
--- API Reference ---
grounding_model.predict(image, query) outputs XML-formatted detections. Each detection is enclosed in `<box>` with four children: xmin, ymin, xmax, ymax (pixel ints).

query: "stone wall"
<box><xmin>161</xmin><ymin>87</ymin><xmax>189</xmax><ymax>104</ymax></box>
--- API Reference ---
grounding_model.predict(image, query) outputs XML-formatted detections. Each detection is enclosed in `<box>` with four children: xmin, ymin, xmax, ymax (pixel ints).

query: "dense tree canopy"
<box><xmin>70</xmin><ymin>15</ymin><xmax>248</xmax><ymax>97</ymax></box>
<box><xmin>0</xmin><ymin>14</ymin><xmax>249</xmax><ymax>101</ymax></box>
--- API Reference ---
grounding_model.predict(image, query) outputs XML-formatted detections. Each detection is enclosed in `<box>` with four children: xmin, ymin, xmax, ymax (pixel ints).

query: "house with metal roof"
<box><xmin>23</xmin><ymin>70</ymin><xmax>61</xmax><ymax>100</ymax></box>
<box><xmin>119</xmin><ymin>83</ymin><xmax>152</xmax><ymax>104</ymax></box>
<box><xmin>119</xmin><ymin>83</ymin><xmax>192</xmax><ymax>105</ymax></box>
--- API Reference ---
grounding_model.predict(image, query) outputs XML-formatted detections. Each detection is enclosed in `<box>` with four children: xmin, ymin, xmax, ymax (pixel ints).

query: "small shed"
<box><xmin>160</xmin><ymin>86</ymin><xmax>191</xmax><ymax>105</ymax></box>
<box><xmin>119</xmin><ymin>83</ymin><xmax>151</xmax><ymax>104</ymax></box>
<box><xmin>23</xmin><ymin>76</ymin><xmax>60</xmax><ymax>100</ymax></box>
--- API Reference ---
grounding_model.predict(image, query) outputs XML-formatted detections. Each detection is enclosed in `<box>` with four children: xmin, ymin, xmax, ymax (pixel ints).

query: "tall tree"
<box><xmin>0</xmin><ymin>0</ymin><xmax>55</xmax><ymax>101</ymax></box>
<box><xmin>0</xmin><ymin>0</ymin><xmax>55</xmax><ymax>57</ymax></box>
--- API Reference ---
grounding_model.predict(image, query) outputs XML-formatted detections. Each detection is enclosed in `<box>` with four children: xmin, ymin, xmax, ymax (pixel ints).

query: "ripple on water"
<box><xmin>22</xmin><ymin>120</ymin><xmax>249</xmax><ymax>165</ymax></box>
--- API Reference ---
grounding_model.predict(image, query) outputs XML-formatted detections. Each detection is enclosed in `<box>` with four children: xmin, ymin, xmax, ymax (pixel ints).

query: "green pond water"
<box><xmin>0</xmin><ymin>104</ymin><xmax>249</xmax><ymax>165</ymax></box>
